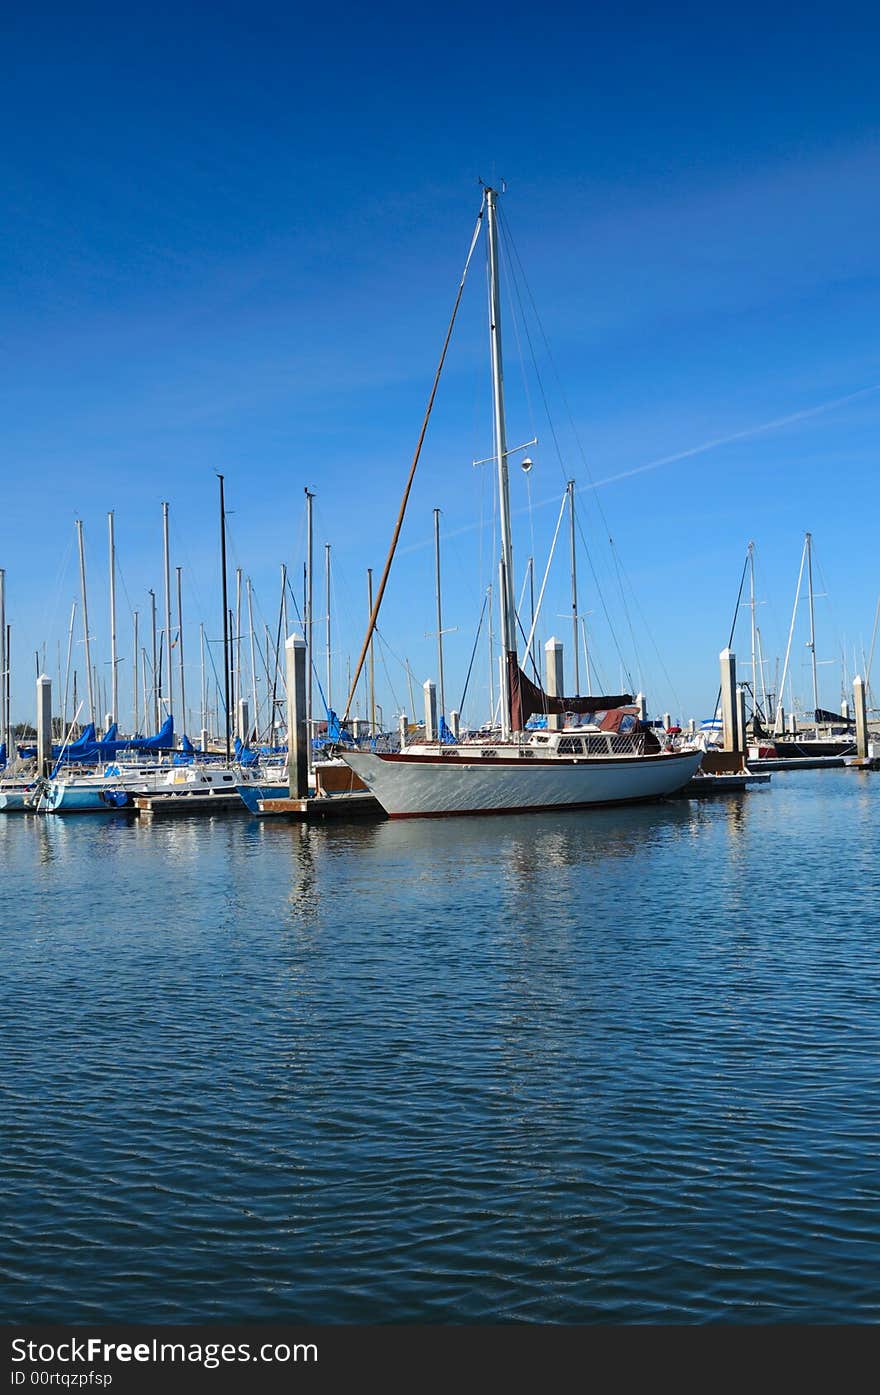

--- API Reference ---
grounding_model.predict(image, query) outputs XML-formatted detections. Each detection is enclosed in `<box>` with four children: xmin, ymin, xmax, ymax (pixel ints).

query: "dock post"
<box><xmin>663</xmin><ymin>711</ymin><xmax>672</xmax><ymax>731</ymax></box>
<box><xmin>854</xmin><ymin>675</ymin><xmax>868</xmax><ymax>758</ymax></box>
<box><xmin>636</xmin><ymin>692</ymin><xmax>647</xmax><ymax>723</ymax></box>
<box><xmin>286</xmin><ymin>634</ymin><xmax>308</xmax><ymax>799</ymax></box>
<box><xmin>790</xmin><ymin>713</ymin><xmax>798</xmax><ymax>735</ymax></box>
<box><xmin>103</xmin><ymin>711</ymin><xmax>113</xmax><ymax>737</ymax></box>
<box><xmin>424</xmin><ymin>681</ymin><xmax>437</xmax><ymax>742</ymax></box>
<box><xmin>687</xmin><ymin>718</ymin><xmax>695</xmax><ymax>737</ymax></box>
<box><xmin>841</xmin><ymin>698</ymin><xmax>850</xmax><ymax>722</ymax></box>
<box><xmin>736</xmin><ymin>686</ymin><xmax>748</xmax><ymax>754</ymax></box>
<box><xmin>720</xmin><ymin>648</ymin><xmax>738</xmax><ymax>752</ymax></box>
<box><xmin>236</xmin><ymin>697</ymin><xmax>250</xmax><ymax>743</ymax></box>
<box><xmin>449</xmin><ymin>709</ymin><xmax>460</xmax><ymax>740</ymax></box>
<box><xmin>200</xmin><ymin>727</ymin><xmax>209</xmax><ymax>754</ymax></box>
<box><xmin>398</xmin><ymin>712</ymin><xmax>408</xmax><ymax>749</ymax></box>
<box><xmin>37</xmin><ymin>673</ymin><xmax>52</xmax><ymax>778</ymax></box>
<box><xmin>545</xmin><ymin>637</ymin><xmax>563</xmax><ymax>731</ymax></box>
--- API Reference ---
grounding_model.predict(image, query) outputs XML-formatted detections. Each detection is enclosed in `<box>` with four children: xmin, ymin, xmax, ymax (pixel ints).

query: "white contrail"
<box><xmin>579</xmin><ymin>381</ymin><xmax>880</xmax><ymax>493</ymax></box>
<box><xmin>400</xmin><ymin>380</ymin><xmax>880</xmax><ymax>552</ymax></box>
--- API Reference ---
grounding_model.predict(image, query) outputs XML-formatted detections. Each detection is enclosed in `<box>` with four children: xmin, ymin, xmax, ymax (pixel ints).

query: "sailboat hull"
<box><xmin>342</xmin><ymin>748</ymin><xmax>703</xmax><ymax>818</ymax></box>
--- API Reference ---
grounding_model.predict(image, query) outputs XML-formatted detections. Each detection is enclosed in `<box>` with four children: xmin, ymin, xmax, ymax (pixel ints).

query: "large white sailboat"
<box><xmin>343</xmin><ymin>187</ymin><xmax>702</xmax><ymax>817</ymax></box>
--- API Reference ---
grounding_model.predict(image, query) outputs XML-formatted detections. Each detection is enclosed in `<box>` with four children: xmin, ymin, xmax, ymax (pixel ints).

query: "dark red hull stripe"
<box><xmin>370</xmin><ymin>750</ymin><xmax>697</xmax><ymax>769</ymax></box>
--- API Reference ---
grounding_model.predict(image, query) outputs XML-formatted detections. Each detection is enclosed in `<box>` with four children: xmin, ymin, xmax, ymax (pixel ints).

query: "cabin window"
<box><xmin>557</xmin><ymin>737</ymin><xmax>584</xmax><ymax>755</ymax></box>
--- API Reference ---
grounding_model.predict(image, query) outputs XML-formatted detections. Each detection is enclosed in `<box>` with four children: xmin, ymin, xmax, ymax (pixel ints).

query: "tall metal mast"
<box><xmin>775</xmin><ymin>533</ymin><xmax>808</xmax><ymax>733</ymax></box>
<box><xmin>805</xmin><ymin>531</ymin><xmax>819</xmax><ymax>718</ymax></box>
<box><xmin>199</xmin><ymin>622</ymin><xmax>207</xmax><ymax>738</ymax></box>
<box><xmin>748</xmin><ymin>541</ymin><xmax>757</xmax><ymax>703</ymax></box>
<box><xmin>234</xmin><ymin>567</ymin><xmax>242</xmax><ymax>719</ymax></box>
<box><xmin>218</xmin><ymin>475</ymin><xmax>231</xmax><ymax>763</ymax></box>
<box><xmin>487</xmin><ymin>582</ymin><xmax>495</xmax><ymax>722</ymax></box>
<box><xmin>433</xmin><ymin>508</ymin><xmax>446</xmax><ymax>718</ymax></box>
<box><xmin>528</xmin><ymin>557</ymin><xmax>537</xmax><ymax>679</ymax></box>
<box><xmin>76</xmin><ymin>520</ymin><xmax>95</xmax><ymax>725</ymax></box>
<box><xmin>132</xmin><ymin>609</ymin><xmax>139</xmax><ymax>735</ymax></box>
<box><xmin>325</xmin><ymin>543</ymin><xmax>332</xmax><ymax>711</ymax></box>
<box><xmin>485</xmin><ymin>187</ymin><xmax>517</xmax><ymax>731</ymax></box>
<box><xmin>108</xmin><ymin>511</ymin><xmax>118</xmax><ymax>723</ymax></box>
<box><xmin>4</xmin><ymin>623</ymin><xmax>10</xmax><ymax>756</ymax></box>
<box><xmin>0</xmin><ymin>569</ymin><xmax>6</xmax><ymax>751</ymax></box>
<box><xmin>367</xmin><ymin>567</ymin><xmax>376</xmax><ymax>734</ymax></box>
<box><xmin>62</xmin><ymin>600</ymin><xmax>76</xmax><ymax>735</ymax></box>
<box><xmin>149</xmin><ymin>589</ymin><xmax>159</xmax><ymax>729</ymax></box>
<box><xmin>161</xmin><ymin>502</ymin><xmax>173</xmax><ymax>722</ymax></box>
<box><xmin>304</xmin><ymin>488</ymin><xmax>314</xmax><ymax>739</ymax></box>
<box><xmin>567</xmin><ymin>481</ymin><xmax>580</xmax><ymax>694</ymax></box>
<box><xmin>247</xmin><ymin>577</ymin><xmax>258</xmax><ymax>742</ymax></box>
<box><xmin>176</xmin><ymin>567</ymin><xmax>186</xmax><ymax>738</ymax></box>
<box><xmin>866</xmin><ymin>591</ymin><xmax>880</xmax><ymax>706</ymax></box>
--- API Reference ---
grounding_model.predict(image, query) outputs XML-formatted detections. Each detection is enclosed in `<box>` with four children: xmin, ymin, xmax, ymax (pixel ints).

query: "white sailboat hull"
<box><xmin>342</xmin><ymin>748</ymin><xmax>703</xmax><ymax>818</ymax></box>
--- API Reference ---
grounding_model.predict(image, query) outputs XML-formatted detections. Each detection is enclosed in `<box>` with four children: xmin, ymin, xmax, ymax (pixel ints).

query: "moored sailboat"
<box><xmin>341</xmin><ymin>187</ymin><xmax>702</xmax><ymax>817</ymax></box>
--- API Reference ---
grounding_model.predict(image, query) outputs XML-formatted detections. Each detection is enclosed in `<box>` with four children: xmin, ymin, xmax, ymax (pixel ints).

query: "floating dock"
<box><xmin>747</xmin><ymin>754</ymin><xmax>848</xmax><ymax>772</ymax></box>
<box><xmin>681</xmin><ymin>770</ymin><xmax>771</xmax><ymax>796</ymax></box>
<box><xmin>258</xmin><ymin>791</ymin><xmax>384</xmax><ymax>821</ymax></box>
<box><xmin>843</xmin><ymin>755</ymin><xmax>880</xmax><ymax>771</ymax></box>
<box><xmin>133</xmin><ymin>792</ymin><xmax>248</xmax><ymax>816</ymax></box>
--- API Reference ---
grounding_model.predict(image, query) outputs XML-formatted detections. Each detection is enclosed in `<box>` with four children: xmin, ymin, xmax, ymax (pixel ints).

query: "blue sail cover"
<box><xmin>130</xmin><ymin>716</ymin><xmax>174</xmax><ymax>752</ymax></box>
<box><xmin>0</xmin><ymin>743</ymin><xmax>6</xmax><ymax>770</ymax></box>
<box><xmin>326</xmin><ymin>710</ymin><xmax>354</xmax><ymax>746</ymax></box>
<box><xmin>21</xmin><ymin>722</ymin><xmax>99</xmax><ymax>761</ymax></box>
<box><xmin>172</xmin><ymin>733</ymin><xmax>196</xmax><ymax>765</ymax></box>
<box><xmin>438</xmin><ymin>715</ymin><xmax>457</xmax><ymax>745</ymax></box>
<box><xmin>47</xmin><ymin>716</ymin><xmax>176</xmax><ymax>768</ymax></box>
<box><xmin>233</xmin><ymin>736</ymin><xmax>260</xmax><ymax>767</ymax></box>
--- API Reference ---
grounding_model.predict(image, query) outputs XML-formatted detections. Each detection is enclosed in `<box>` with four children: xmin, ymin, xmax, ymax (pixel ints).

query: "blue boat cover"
<box><xmin>438</xmin><ymin>715</ymin><xmax>457</xmax><ymax>745</ymax></box>
<box><xmin>233</xmin><ymin>736</ymin><xmax>260</xmax><ymax>767</ymax></box>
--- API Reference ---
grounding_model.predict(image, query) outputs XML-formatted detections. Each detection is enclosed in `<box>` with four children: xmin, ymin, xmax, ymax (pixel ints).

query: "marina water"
<box><xmin>2</xmin><ymin>769</ymin><xmax>879</xmax><ymax>1323</ymax></box>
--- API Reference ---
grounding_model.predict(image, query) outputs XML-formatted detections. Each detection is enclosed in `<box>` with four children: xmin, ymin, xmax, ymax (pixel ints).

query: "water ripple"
<box><xmin>1</xmin><ymin>773</ymin><xmax>879</xmax><ymax>1321</ymax></box>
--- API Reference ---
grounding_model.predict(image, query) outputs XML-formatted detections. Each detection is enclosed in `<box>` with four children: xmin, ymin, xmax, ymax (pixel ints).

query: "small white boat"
<box><xmin>0</xmin><ymin>784</ymin><xmax>35</xmax><ymax>812</ymax></box>
<box><xmin>27</xmin><ymin>763</ymin><xmax>171</xmax><ymax>813</ymax></box>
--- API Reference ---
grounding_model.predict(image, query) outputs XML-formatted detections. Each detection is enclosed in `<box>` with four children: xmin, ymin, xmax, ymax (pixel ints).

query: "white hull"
<box><xmin>343</xmin><ymin>748</ymin><xmax>703</xmax><ymax>818</ymax></box>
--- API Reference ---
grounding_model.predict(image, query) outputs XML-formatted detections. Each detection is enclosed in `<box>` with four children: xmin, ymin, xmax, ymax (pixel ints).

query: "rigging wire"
<box><xmin>341</xmin><ymin>197</ymin><xmax>486</xmax><ymax>724</ymax></box>
<box><xmin>374</xmin><ymin>630</ymin><xmax>404</xmax><ymax>717</ymax></box>
<box><xmin>457</xmin><ymin>589</ymin><xmax>488</xmax><ymax>719</ymax></box>
<box><xmin>497</xmin><ymin>206</ymin><xmax>638</xmax><ymax>693</ymax></box>
<box><xmin>712</xmin><ymin>550</ymin><xmax>750</xmax><ymax>720</ymax></box>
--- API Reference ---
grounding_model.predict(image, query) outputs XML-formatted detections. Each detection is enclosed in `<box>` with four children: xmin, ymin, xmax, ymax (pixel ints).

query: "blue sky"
<box><xmin>3</xmin><ymin>3</ymin><xmax>880</xmax><ymax>731</ymax></box>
